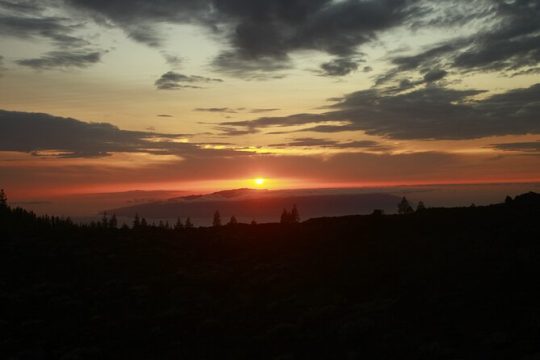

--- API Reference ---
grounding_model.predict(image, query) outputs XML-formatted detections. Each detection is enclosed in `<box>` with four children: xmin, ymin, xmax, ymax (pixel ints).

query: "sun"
<box><xmin>254</xmin><ymin>177</ymin><xmax>265</xmax><ymax>186</ymax></box>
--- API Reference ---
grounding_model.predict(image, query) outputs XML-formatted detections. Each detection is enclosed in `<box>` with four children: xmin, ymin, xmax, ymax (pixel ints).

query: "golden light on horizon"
<box><xmin>254</xmin><ymin>178</ymin><xmax>265</xmax><ymax>186</ymax></box>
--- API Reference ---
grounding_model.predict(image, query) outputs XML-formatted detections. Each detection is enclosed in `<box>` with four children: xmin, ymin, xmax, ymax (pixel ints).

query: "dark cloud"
<box><xmin>64</xmin><ymin>0</ymin><xmax>208</xmax><ymax>47</ymax></box>
<box><xmin>213</xmin><ymin>126</ymin><xmax>258</xmax><ymax>136</ymax></box>
<box><xmin>157</xmin><ymin>114</ymin><xmax>173</xmax><ymax>118</ymax></box>
<box><xmin>0</xmin><ymin>0</ymin><xmax>44</xmax><ymax>14</ymax></box>
<box><xmin>490</xmin><ymin>141</ymin><xmax>540</xmax><ymax>153</ymax></box>
<box><xmin>222</xmin><ymin>83</ymin><xmax>540</xmax><ymax>140</ymax></box>
<box><xmin>250</xmin><ymin>108</ymin><xmax>280</xmax><ymax>114</ymax></box>
<box><xmin>334</xmin><ymin>140</ymin><xmax>388</xmax><ymax>149</ymax></box>
<box><xmin>0</xmin><ymin>109</ymin><xmax>253</xmax><ymax>158</ymax></box>
<box><xmin>272</xmin><ymin>137</ymin><xmax>340</xmax><ymax>147</ymax></box>
<box><xmin>16</xmin><ymin>50</ymin><xmax>102</xmax><ymax>69</ymax></box>
<box><xmin>320</xmin><ymin>57</ymin><xmax>359</xmax><ymax>77</ymax></box>
<box><xmin>127</xmin><ymin>25</ymin><xmax>163</xmax><ymax>47</ymax></box>
<box><xmin>224</xmin><ymin>113</ymin><xmax>326</xmax><ymax>130</ymax></box>
<box><xmin>452</xmin><ymin>1</ymin><xmax>540</xmax><ymax>73</ymax></box>
<box><xmin>195</xmin><ymin>107</ymin><xmax>237</xmax><ymax>113</ymax></box>
<box><xmin>376</xmin><ymin>43</ymin><xmax>460</xmax><ymax>85</ymax></box>
<box><xmin>0</xmin><ymin>4</ymin><xmax>89</xmax><ymax>48</ymax></box>
<box><xmin>155</xmin><ymin>71</ymin><xmax>223</xmax><ymax>90</ymax></box>
<box><xmin>383</xmin><ymin>67</ymin><xmax>449</xmax><ymax>92</ymax></box>
<box><xmin>379</xmin><ymin>0</ymin><xmax>540</xmax><ymax>84</ymax></box>
<box><xmin>271</xmin><ymin>137</ymin><xmax>388</xmax><ymax>150</ymax></box>
<box><xmin>195</xmin><ymin>107</ymin><xmax>280</xmax><ymax>114</ymax></box>
<box><xmin>0</xmin><ymin>1</ymin><xmax>105</xmax><ymax>73</ymax></box>
<box><xmin>213</xmin><ymin>0</ymin><xmax>417</xmax><ymax>74</ymax></box>
<box><xmin>0</xmin><ymin>55</ymin><xmax>5</xmax><ymax>74</ymax></box>
<box><xmin>7</xmin><ymin>0</ymin><xmax>539</xmax><ymax>78</ymax></box>
<box><xmin>0</xmin><ymin>109</ymin><xmax>178</xmax><ymax>157</ymax></box>
<box><xmin>211</xmin><ymin>52</ymin><xmax>290</xmax><ymax>79</ymax></box>
<box><xmin>64</xmin><ymin>0</ymin><xmax>418</xmax><ymax>75</ymax></box>
<box><xmin>162</xmin><ymin>53</ymin><xmax>182</xmax><ymax>67</ymax></box>
<box><xmin>510</xmin><ymin>67</ymin><xmax>540</xmax><ymax>77</ymax></box>
<box><xmin>390</xmin><ymin>42</ymin><xmax>458</xmax><ymax>72</ymax></box>
<box><xmin>423</xmin><ymin>68</ymin><xmax>448</xmax><ymax>83</ymax></box>
<box><xmin>290</xmin><ymin>124</ymin><xmax>355</xmax><ymax>134</ymax></box>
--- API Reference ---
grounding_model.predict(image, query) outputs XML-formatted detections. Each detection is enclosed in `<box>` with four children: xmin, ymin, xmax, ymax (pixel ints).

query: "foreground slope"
<box><xmin>1</xmin><ymin>193</ymin><xmax>540</xmax><ymax>359</ymax></box>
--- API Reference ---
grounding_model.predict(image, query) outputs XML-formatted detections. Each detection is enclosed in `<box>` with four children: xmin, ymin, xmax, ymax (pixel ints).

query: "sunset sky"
<box><xmin>1</xmin><ymin>0</ymin><xmax>540</xmax><ymax>200</ymax></box>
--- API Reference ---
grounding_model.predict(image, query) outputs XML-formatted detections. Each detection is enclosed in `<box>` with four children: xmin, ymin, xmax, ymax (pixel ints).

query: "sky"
<box><xmin>1</xmin><ymin>0</ymin><xmax>540</xmax><ymax>201</ymax></box>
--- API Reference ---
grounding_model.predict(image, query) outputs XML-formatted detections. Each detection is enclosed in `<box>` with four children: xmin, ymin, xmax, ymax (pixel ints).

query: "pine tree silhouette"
<box><xmin>101</xmin><ymin>212</ymin><xmax>109</xmax><ymax>228</ymax></box>
<box><xmin>0</xmin><ymin>189</ymin><xmax>7</xmax><ymax>208</ymax></box>
<box><xmin>398</xmin><ymin>197</ymin><xmax>414</xmax><ymax>215</ymax></box>
<box><xmin>133</xmin><ymin>214</ymin><xmax>141</xmax><ymax>229</ymax></box>
<box><xmin>174</xmin><ymin>217</ymin><xmax>184</xmax><ymax>231</ymax></box>
<box><xmin>280</xmin><ymin>209</ymin><xmax>290</xmax><ymax>224</ymax></box>
<box><xmin>109</xmin><ymin>214</ymin><xmax>118</xmax><ymax>229</ymax></box>
<box><xmin>291</xmin><ymin>204</ymin><xmax>300</xmax><ymax>223</ymax></box>
<box><xmin>213</xmin><ymin>211</ymin><xmax>222</xmax><ymax>227</ymax></box>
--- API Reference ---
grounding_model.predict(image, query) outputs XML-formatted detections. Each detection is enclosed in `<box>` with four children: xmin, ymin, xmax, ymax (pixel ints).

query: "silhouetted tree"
<box><xmin>505</xmin><ymin>195</ymin><xmax>513</xmax><ymax>205</ymax></box>
<box><xmin>228</xmin><ymin>216</ymin><xmax>238</xmax><ymax>225</ymax></box>
<box><xmin>174</xmin><ymin>217</ymin><xmax>184</xmax><ymax>231</ymax></box>
<box><xmin>291</xmin><ymin>204</ymin><xmax>300</xmax><ymax>223</ymax></box>
<box><xmin>140</xmin><ymin>217</ymin><xmax>148</xmax><ymax>228</ymax></box>
<box><xmin>185</xmin><ymin>217</ymin><xmax>194</xmax><ymax>229</ymax></box>
<box><xmin>133</xmin><ymin>213</ymin><xmax>141</xmax><ymax>229</ymax></box>
<box><xmin>101</xmin><ymin>212</ymin><xmax>109</xmax><ymax>228</ymax></box>
<box><xmin>251</xmin><ymin>219</ymin><xmax>257</xmax><ymax>225</ymax></box>
<box><xmin>280</xmin><ymin>209</ymin><xmax>290</xmax><ymax>224</ymax></box>
<box><xmin>416</xmin><ymin>201</ymin><xmax>426</xmax><ymax>212</ymax></box>
<box><xmin>398</xmin><ymin>197</ymin><xmax>414</xmax><ymax>215</ymax></box>
<box><xmin>0</xmin><ymin>189</ymin><xmax>8</xmax><ymax>219</ymax></box>
<box><xmin>280</xmin><ymin>206</ymin><xmax>300</xmax><ymax>224</ymax></box>
<box><xmin>372</xmin><ymin>209</ymin><xmax>384</xmax><ymax>216</ymax></box>
<box><xmin>109</xmin><ymin>214</ymin><xmax>118</xmax><ymax>229</ymax></box>
<box><xmin>0</xmin><ymin>189</ymin><xmax>7</xmax><ymax>208</ymax></box>
<box><xmin>213</xmin><ymin>211</ymin><xmax>222</xmax><ymax>227</ymax></box>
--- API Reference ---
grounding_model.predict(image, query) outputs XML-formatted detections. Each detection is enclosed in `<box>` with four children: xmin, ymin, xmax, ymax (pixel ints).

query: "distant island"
<box><xmin>107</xmin><ymin>188</ymin><xmax>402</xmax><ymax>226</ymax></box>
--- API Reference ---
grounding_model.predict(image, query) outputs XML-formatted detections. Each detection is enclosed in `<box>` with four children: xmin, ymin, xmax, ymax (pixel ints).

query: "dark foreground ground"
<box><xmin>2</xmin><ymin>193</ymin><xmax>540</xmax><ymax>359</ymax></box>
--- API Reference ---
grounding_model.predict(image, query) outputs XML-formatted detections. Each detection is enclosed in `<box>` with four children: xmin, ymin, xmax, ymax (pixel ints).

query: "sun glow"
<box><xmin>254</xmin><ymin>177</ymin><xmax>265</xmax><ymax>186</ymax></box>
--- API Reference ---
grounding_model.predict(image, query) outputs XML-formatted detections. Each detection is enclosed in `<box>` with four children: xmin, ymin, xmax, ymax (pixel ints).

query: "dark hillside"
<box><xmin>1</xmin><ymin>194</ymin><xmax>540</xmax><ymax>359</ymax></box>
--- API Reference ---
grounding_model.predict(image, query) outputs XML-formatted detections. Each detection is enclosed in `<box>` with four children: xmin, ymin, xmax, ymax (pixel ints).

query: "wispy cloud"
<box><xmin>319</xmin><ymin>57</ymin><xmax>360</xmax><ymax>77</ymax></box>
<box><xmin>271</xmin><ymin>137</ymin><xmax>390</xmax><ymax>151</ymax></box>
<box><xmin>155</xmin><ymin>71</ymin><xmax>223</xmax><ymax>90</ymax></box>
<box><xmin>194</xmin><ymin>107</ymin><xmax>238</xmax><ymax>114</ymax></box>
<box><xmin>16</xmin><ymin>50</ymin><xmax>103</xmax><ymax>69</ymax></box>
<box><xmin>490</xmin><ymin>141</ymin><xmax>540</xmax><ymax>153</ymax></box>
